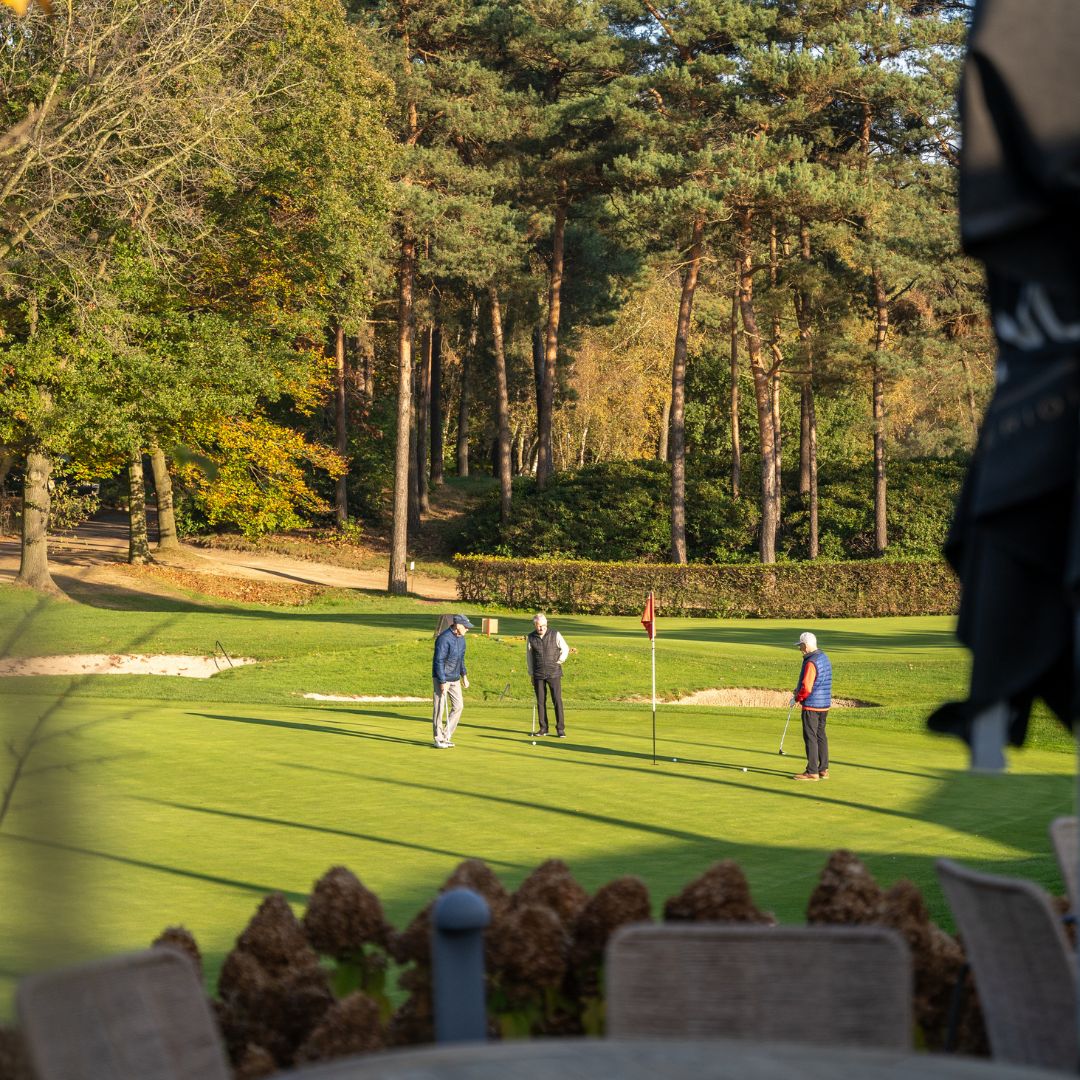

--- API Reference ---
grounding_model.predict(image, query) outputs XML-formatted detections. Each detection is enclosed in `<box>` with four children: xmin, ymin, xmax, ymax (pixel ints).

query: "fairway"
<box><xmin>1</xmin><ymin>586</ymin><xmax>1075</xmax><ymax>1017</ymax></box>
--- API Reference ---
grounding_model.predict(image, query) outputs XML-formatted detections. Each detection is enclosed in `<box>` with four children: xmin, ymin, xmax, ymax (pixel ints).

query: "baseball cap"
<box><xmin>797</xmin><ymin>632</ymin><xmax>817</xmax><ymax>650</ymax></box>
<box><xmin>452</xmin><ymin>614</ymin><xmax>475</xmax><ymax>628</ymax></box>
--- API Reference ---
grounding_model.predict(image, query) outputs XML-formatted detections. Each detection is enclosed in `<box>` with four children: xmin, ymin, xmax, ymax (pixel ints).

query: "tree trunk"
<box><xmin>488</xmin><ymin>286</ymin><xmax>514</xmax><ymax>529</ymax></box>
<box><xmin>669</xmin><ymin>212</ymin><xmax>706</xmax><ymax>565</ymax></box>
<box><xmin>0</xmin><ymin>451</ymin><xmax>13</xmax><ymax>492</ymax></box>
<box><xmin>872</xmin><ymin>268</ymin><xmax>889</xmax><ymax>556</ymax></box>
<box><xmin>730</xmin><ymin>274</ymin><xmax>741</xmax><ymax>500</ymax></box>
<box><xmin>416</xmin><ymin>325</ymin><xmax>431</xmax><ymax>515</ymax></box>
<box><xmin>457</xmin><ymin>297</ymin><xmax>477</xmax><ymax>477</ymax></box>
<box><xmin>793</xmin><ymin>221</ymin><xmax>817</xmax><ymax>558</ymax></box>
<box><xmin>360</xmin><ymin>321</ymin><xmax>376</xmax><ymax>406</ymax></box>
<box><xmin>333</xmin><ymin>322</ymin><xmax>348</xmax><ymax>526</ymax></box>
<box><xmin>738</xmin><ymin>210</ymin><xmax>778</xmax><ymax>564</ymax></box>
<box><xmin>408</xmin><ymin>357</ymin><xmax>422</xmax><ymax>535</ymax></box>
<box><xmin>150</xmin><ymin>446</ymin><xmax>179</xmax><ymax>552</ymax></box>
<box><xmin>537</xmin><ymin>193</ymin><xmax>568</xmax><ymax>488</ymax></box>
<box><xmin>430</xmin><ymin>321</ymin><xmax>443</xmax><ymax>487</ymax></box>
<box><xmin>769</xmin><ymin>219</ymin><xmax>783</xmax><ymax>506</ymax></box>
<box><xmin>389</xmin><ymin>235</ymin><xmax>415</xmax><ymax>595</ymax></box>
<box><xmin>959</xmin><ymin>352</ymin><xmax>980</xmax><ymax>444</ymax></box>
<box><xmin>15</xmin><ymin>450</ymin><xmax>60</xmax><ymax>595</ymax></box>
<box><xmin>128</xmin><ymin>449</ymin><xmax>151</xmax><ymax>565</ymax></box>
<box><xmin>658</xmin><ymin>397</ymin><xmax>670</xmax><ymax>462</ymax></box>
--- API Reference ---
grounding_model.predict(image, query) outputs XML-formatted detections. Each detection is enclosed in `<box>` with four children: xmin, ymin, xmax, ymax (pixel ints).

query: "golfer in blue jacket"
<box><xmin>432</xmin><ymin>614</ymin><xmax>473</xmax><ymax>748</ymax></box>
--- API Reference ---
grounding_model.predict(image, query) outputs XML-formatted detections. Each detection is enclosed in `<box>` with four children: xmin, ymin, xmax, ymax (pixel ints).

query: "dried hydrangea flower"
<box><xmin>294</xmin><ymin>992</ymin><xmax>385</xmax><ymax>1064</ymax></box>
<box><xmin>806</xmin><ymin>850</ymin><xmax>884</xmax><ymax>925</ymax></box>
<box><xmin>663</xmin><ymin>861</ymin><xmax>775</xmax><ymax>924</ymax></box>
<box><xmin>513</xmin><ymin>860</ymin><xmax>589</xmax><ymax>928</ymax></box>
<box><xmin>151</xmin><ymin>925</ymin><xmax>203</xmax><ymax>978</ymax></box>
<box><xmin>304</xmin><ymin>866</ymin><xmax>390</xmax><ymax>957</ymax></box>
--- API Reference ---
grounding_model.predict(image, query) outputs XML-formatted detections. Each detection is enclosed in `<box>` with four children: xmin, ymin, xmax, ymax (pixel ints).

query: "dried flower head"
<box><xmin>443</xmin><ymin>859</ymin><xmax>511</xmax><ymax>917</ymax></box>
<box><xmin>385</xmin><ymin>993</ymin><xmax>434</xmax><ymax>1048</ymax></box>
<box><xmin>489</xmin><ymin>903</ymin><xmax>569</xmax><ymax>990</ymax></box>
<box><xmin>513</xmin><ymin>860</ymin><xmax>589</xmax><ymax>928</ymax></box>
<box><xmin>236</xmin><ymin>893</ymin><xmax>320</xmax><ymax>974</ymax></box>
<box><xmin>806</xmin><ymin>850</ymin><xmax>884</xmax><ymax>925</ymax></box>
<box><xmin>151</xmin><ymin>925</ymin><xmax>203</xmax><ymax>978</ymax></box>
<box><xmin>663</xmin><ymin>861</ymin><xmax>775</xmax><ymax>924</ymax></box>
<box><xmin>304</xmin><ymin>866</ymin><xmax>390</xmax><ymax>957</ymax></box>
<box><xmin>294</xmin><ymin>992</ymin><xmax>385</xmax><ymax>1064</ymax></box>
<box><xmin>389</xmin><ymin>900</ymin><xmax>434</xmax><ymax>965</ymax></box>
<box><xmin>233</xmin><ymin>1043</ymin><xmax>277</xmax><ymax>1080</ymax></box>
<box><xmin>571</xmin><ymin>876</ymin><xmax>652</xmax><ymax>968</ymax></box>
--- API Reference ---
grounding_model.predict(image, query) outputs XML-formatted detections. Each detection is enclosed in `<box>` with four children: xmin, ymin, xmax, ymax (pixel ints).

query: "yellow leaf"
<box><xmin>2</xmin><ymin>0</ymin><xmax>52</xmax><ymax>12</ymax></box>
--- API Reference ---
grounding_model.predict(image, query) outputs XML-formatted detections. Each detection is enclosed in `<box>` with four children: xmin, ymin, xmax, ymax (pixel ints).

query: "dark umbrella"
<box><xmin>927</xmin><ymin>0</ymin><xmax>1080</xmax><ymax>767</ymax></box>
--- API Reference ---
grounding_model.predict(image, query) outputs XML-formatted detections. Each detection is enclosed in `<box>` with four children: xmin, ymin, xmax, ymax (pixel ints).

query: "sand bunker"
<box><xmin>302</xmin><ymin>693</ymin><xmax>427</xmax><ymax>703</ymax></box>
<box><xmin>0</xmin><ymin>654</ymin><xmax>255</xmax><ymax>678</ymax></box>
<box><xmin>672</xmin><ymin>688</ymin><xmax>872</xmax><ymax>708</ymax></box>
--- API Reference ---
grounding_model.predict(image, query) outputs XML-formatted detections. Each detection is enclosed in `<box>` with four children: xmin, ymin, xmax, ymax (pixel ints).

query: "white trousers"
<box><xmin>432</xmin><ymin>678</ymin><xmax>464</xmax><ymax>745</ymax></box>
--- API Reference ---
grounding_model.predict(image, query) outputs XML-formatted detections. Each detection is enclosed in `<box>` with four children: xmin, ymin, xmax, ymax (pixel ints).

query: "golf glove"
<box><xmin>788</xmin><ymin>696</ymin><xmax>796</xmax><ymax>708</ymax></box>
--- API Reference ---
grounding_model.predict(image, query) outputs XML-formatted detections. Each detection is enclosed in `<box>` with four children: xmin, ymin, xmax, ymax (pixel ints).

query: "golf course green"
<box><xmin>0</xmin><ymin>582</ymin><xmax>1073</xmax><ymax>1016</ymax></box>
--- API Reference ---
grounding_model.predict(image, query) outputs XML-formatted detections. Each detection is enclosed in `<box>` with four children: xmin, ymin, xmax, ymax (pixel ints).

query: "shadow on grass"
<box><xmin>194</xmin><ymin>712</ymin><xmax>428</xmax><ymax>745</ymax></box>
<box><xmin>4</xmin><ymin>832</ymin><xmax>309</xmax><ymax>903</ymax></box>
<box><xmin>129</xmin><ymin>797</ymin><xmax>530</xmax><ymax>871</ymax></box>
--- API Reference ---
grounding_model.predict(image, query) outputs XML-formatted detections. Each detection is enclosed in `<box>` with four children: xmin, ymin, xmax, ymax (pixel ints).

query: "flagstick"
<box><xmin>651</xmin><ymin>632</ymin><xmax>657</xmax><ymax>765</ymax></box>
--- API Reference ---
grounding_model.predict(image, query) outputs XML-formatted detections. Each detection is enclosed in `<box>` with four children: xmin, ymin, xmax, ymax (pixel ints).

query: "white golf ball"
<box><xmin>742</xmin><ymin>767</ymin><xmax>748</xmax><ymax>773</ymax></box>
<box><xmin>672</xmin><ymin>757</ymin><xmax>677</xmax><ymax>762</ymax></box>
<box><xmin>531</xmin><ymin>741</ymin><xmax>536</xmax><ymax>746</ymax></box>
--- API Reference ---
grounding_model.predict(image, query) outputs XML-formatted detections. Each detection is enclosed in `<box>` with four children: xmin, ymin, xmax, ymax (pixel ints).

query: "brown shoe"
<box><xmin>793</xmin><ymin>772</ymin><xmax>820</xmax><ymax>781</ymax></box>
<box><xmin>819</xmin><ymin>769</ymin><xmax>829</xmax><ymax>779</ymax></box>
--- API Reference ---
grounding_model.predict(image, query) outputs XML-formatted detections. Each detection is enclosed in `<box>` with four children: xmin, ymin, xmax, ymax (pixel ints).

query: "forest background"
<box><xmin>0</xmin><ymin>0</ymin><xmax>988</xmax><ymax>595</ymax></box>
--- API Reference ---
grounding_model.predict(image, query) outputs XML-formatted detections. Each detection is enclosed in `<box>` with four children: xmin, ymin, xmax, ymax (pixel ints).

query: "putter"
<box><xmin>530</xmin><ymin>701</ymin><xmax>537</xmax><ymax>738</ymax></box>
<box><xmin>778</xmin><ymin>703</ymin><xmax>794</xmax><ymax>755</ymax></box>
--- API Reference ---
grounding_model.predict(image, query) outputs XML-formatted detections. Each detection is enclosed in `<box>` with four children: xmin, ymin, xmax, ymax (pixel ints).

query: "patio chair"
<box><xmin>936</xmin><ymin>857</ymin><xmax>1077</xmax><ymax>1070</ymax></box>
<box><xmin>17</xmin><ymin>948</ymin><xmax>230</xmax><ymax>1080</ymax></box>
<box><xmin>1050</xmin><ymin>815</ymin><xmax>1079</xmax><ymax>913</ymax></box>
<box><xmin>605</xmin><ymin>923</ymin><xmax>913</xmax><ymax>1049</ymax></box>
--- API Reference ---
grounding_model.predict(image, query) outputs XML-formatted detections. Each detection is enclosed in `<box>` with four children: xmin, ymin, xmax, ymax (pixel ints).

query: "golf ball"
<box><xmin>672</xmin><ymin>757</ymin><xmax>677</xmax><ymax>762</ymax></box>
<box><xmin>531</xmin><ymin>741</ymin><xmax>536</xmax><ymax>746</ymax></box>
<box><xmin>742</xmin><ymin>767</ymin><xmax>748</xmax><ymax>773</ymax></box>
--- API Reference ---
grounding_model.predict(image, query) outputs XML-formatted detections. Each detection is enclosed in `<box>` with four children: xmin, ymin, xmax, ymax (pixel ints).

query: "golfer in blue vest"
<box><xmin>432</xmin><ymin>614</ymin><xmax>473</xmax><ymax>748</ymax></box>
<box><xmin>790</xmin><ymin>631</ymin><xmax>832</xmax><ymax>781</ymax></box>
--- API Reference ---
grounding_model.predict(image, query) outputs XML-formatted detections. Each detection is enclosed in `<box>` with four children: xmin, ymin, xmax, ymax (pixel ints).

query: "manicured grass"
<box><xmin>0</xmin><ymin>582</ymin><xmax>1074</xmax><ymax>1018</ymax></box>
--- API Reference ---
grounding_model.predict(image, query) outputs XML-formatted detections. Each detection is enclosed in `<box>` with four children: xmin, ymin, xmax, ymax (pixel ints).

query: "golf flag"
<box><xmin>641</xmin><ymin>591</ymin><xmax>656</xmax><ymax>640</ymax></box>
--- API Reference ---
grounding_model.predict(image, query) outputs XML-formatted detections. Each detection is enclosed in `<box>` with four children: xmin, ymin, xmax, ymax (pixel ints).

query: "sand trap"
<box><xmin>672</xmin><ymin>688</ymin><xmax>873</xmax><ymax>708</ymax></box>
<box><xmin>302</xmin><ymin>693</ymin><xmax>428</xmax><ymax>703</ymax></box>
<box><xmin>0</xmin><ymin>654</ymin><xmax>255</xmax><ymax>678</ymax></box>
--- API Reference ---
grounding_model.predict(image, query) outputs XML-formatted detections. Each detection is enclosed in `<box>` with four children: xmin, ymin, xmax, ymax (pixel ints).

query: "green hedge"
<box><xmin>454</xmin><ymin>554</ymin><xmax>959</xmax><ymax>617</ymax></box>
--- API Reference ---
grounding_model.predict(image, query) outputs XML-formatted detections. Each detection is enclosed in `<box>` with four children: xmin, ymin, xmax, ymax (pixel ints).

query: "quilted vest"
<box><xmin>528</xmin><ymin>630</ymin><xmax>562</xmax><ymax>680</ymax></box>
<box><xmin>799</xmin><ymin>650</ymin><xmax>832</xmax><ymax>709</ymax></box>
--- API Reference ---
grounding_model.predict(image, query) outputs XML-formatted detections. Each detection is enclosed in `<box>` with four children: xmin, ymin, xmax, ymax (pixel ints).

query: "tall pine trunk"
<box><xmin>730</xmin><ymin>272</ymin><xmax>741</xmax><ymax>500</ymax></box>
<box><xmin>128</xmin><ymin>449</ymin><xmax>151</xmax><ymax>565</ymax></box>
<box><xmin>333</xmin><ymin>322</ymin><xmax>348</xmax><ymax>526</ymax></box>
<box><xmin>669</xmin><ymin>213</ymin><xmax>705</xmax><ymax>565</ymax></box>
<box><xmin>738</xmin><ymin>210</ymin><xmax>778</xmax><ymax>564</ymax></box>
<box><xmin>15</xmin><ymin>450</ymin><xmax>60</xmax><ymax>595</ymax></box>
<box><xmin>658</xmin><ymin>398</ymin><xmax>670</xmax><ymax>462</ymax></box>
<box><xmin>430</xmin><ymin>321</ymin><xmax>443</xmax><ymax>487</ymax></box>
<box><xmin>794</xmin><ymin>221</ymin><xmax>818</xmax><ymax>558</ymax></box>
<box><xmin>359</xmin><ymin>321</ymin><xmax>375</xmax><ymax>405</ymax></box>
<box><xmin>150</xmin><ymin>446</ymin><xmax>179</xmax><ymax>552</ymax></box>
<box><xmin>457</xmin><ymin>297</ymin><xmax>477</xmax><ymax>477</ymax></box>
<box><xmin>408</xmin><ymin>358</ymin><xmax>421</xmax><ymax>535</ymax></box>
<box><xmin>489</xmin><ymin>286</ymin><xmax>514</xmax><ymax>528</ymax></box>
<box><xmin>872</xmin><ymin>269</ymin><xmax>889</xmax><ymax>555</ymax></box>
<box><xmin>769</xmin><ymin>219</ymin><xmax>783</xmax><ymax>510</ymax></box>
<box><xmin>416</xmin><ymin>326</ymin><xmax>431</xmax><ymax>515</ymax></box>
<box><xmin>537</xmin><ymin>194</ymin><xmax>567</xmax><ymax>488</ymax></box>
<box><xmin>389</xmin><ymin>235</ymin><xmax>415</xmax><ymax>595</ymax></box>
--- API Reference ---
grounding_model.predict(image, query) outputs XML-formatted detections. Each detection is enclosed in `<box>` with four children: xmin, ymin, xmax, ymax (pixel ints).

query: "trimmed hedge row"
<box><xmin>454</xmin><ymin>554</ymin><xmax>959</xmax><ymax>617</ymax></box>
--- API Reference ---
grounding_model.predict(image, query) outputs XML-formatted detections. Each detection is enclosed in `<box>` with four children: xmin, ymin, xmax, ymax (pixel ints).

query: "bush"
<box><xmin>458</xmin><ymin>458</ymin><xmax>965</xmax><ymax>564</ymax></box>
<box><xmin>454</xmin><ymin>554</ymin><xmax>959</xmax><ymax>617</ymax></box>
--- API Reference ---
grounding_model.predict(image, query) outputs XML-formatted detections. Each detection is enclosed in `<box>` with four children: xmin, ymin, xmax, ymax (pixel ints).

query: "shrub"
<box><xmin>454</xmin><ymin>554</ymin><xmax>959</xmax><ymax>617</ymax></box>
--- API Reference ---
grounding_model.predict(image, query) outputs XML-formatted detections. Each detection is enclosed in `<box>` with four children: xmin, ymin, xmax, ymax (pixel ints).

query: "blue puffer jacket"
<box><xmin>433</xmin><ymin>627</ymin><xmax>468</xmax><ymax>682</ymax></box>
<box><xmin>795</xmin><ymin>650</ymin><xmax>832</xmax><ymax>709</ymax></box>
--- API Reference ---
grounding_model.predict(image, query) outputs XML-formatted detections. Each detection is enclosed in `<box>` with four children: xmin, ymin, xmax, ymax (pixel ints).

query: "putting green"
<box><xmin>1</xmin><ymin>586</ymin><xmax>1074</xmax><ymax>1017</ymax></box>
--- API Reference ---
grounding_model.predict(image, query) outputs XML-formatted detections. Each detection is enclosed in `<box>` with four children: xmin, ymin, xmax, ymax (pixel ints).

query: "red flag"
<box><xmin>641</xmin><ymin>591</ymin><xmax>656</xmax><ymax>640</ymax></box>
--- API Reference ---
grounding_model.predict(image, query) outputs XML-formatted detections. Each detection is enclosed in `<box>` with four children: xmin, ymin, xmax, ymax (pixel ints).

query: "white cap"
<box><xmin>797</xmin><ymin>632</ymin><xmax>817</xmax><ymax>651</ymax></box>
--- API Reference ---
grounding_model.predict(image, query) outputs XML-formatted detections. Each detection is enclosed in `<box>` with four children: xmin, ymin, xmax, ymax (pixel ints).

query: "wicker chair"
<box><xmin>17</xmin><ymin>948</ymin><xmax>230</xmax><ymax>1080</ymax></box>
<box><xmin>1050</xmin><ymin>815</ymin><xmax>1079</xmax><ymax>913</ymax></box>
<box><xmin>605</xmin><ymin>924</ymin><xmax>913</xmax><ymax>1049</ymax></box>
<box><xmin>936</xmin><ymin>858</ymin><xmax>1078</xmax><ymax>1070</ymax></box>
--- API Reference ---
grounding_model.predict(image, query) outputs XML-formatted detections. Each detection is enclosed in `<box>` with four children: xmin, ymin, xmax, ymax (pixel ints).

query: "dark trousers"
<box><xmin>533</xmin><ymin>675</ymin><xmax>565</xmax><ymax>735</ymax></box>
<box><xmin>802</xmin><ymin>708</ymin><xmax>829</xmax><ymax>774</ymax></box>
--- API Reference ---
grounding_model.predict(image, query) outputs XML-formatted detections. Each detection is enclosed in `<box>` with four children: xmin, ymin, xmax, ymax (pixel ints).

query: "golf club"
<box><xmin>778</xmin><ymin>702</ymin><xmax>794</xmax><ymax>755</ymax></box>
<box><xmin>530</xmin><ymin>701</ymin><xmax>537</xmax><ymax>740</ymax></box>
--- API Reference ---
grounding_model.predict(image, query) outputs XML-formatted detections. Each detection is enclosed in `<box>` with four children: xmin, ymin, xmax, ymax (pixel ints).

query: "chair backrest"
<box><xmin>17</xmin><ymin>948</ymin><xmax>230</xmax><ymax>1080</ymax></box>
<box><xmin>1050</xmin><ymin>815</ymin><xmax>1079</xmax><ymax>913</ymax></box>
<box><xmin>605</xmin><ymin>923</ymin><xmax>912</xmax><ymax>1050</ymax></box>
<box><xmin>936</xmin><ymin>858</ymin><xmax>1078</xmax><ymax>1070</ymax></box>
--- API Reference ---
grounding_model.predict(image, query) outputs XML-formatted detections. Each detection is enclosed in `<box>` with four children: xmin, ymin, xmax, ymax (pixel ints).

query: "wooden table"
<box><xmin>283</xmin><ymin>1038</ymin><xmax>1065</xmax><ymax>1079</ymax></box>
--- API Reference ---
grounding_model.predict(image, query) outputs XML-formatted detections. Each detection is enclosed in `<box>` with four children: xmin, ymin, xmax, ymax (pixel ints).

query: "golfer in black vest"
<box><xmin>526</xmin><ymin>612</ymin><xmax>569</xmax><ymax>737</ymax></box>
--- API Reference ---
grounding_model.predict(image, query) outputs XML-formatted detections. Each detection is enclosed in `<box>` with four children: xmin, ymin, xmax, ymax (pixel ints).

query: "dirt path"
<box><xmin>0</xmin><ymin>511</ymin><xmax>458</xmax><ymax>602</ymax></box>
